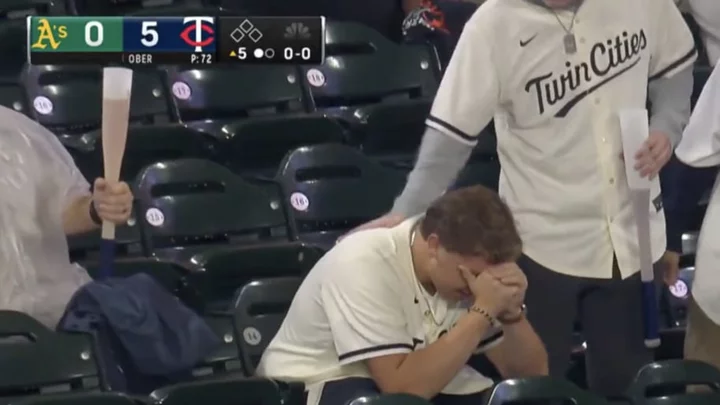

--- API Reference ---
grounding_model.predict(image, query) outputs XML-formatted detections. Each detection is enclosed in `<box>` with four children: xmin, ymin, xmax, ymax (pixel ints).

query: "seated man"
<box><xmin>257</xmin><ymin>186</ymin><xmax>548</xmax><ymax>405</ymax></box>
<box><xmin>0</xmin><ymin>105</ymin><xmax>132</xmax><ymax>328</ymax></box>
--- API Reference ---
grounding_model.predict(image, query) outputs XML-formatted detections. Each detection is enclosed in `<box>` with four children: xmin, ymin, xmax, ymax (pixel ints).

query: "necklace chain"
<box><xmin>410</xmin><ymin>226</ymin><xmax>443</xmax><ymax>327</ymax></box>
<box><xmin>551</xmin><ymin>8</ymin><xmax>578</xmax><ymax>35</ymax></box>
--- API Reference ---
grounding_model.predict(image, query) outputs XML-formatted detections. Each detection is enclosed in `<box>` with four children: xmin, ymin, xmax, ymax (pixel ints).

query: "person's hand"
<box><xmin>662</xmin><ymin>250</ymin><xmax>681</xmax><ymax>286</ymax></box>
<box><xmin>634</xmin><ymin>131</ymin><xmax>672</xmax><ymax>179</ymax></box>
<box><xmin>460</xmin><ymin>266</ymin><xmax>518</xmax><ymax>318</ymax></box>
<box><xmin>486</xmin><ymin>263</ymin><xmax>527</xmax><ymax>317</ymax></box>
<box><xmin>336</xmin><ymin>213</ymin><xmax>406</xmax><ymax>243</ymax></box>
<box><xmin>92</xmin><ymin>178</ymin><xmax>133</xmax><ymax>225</ymax></box>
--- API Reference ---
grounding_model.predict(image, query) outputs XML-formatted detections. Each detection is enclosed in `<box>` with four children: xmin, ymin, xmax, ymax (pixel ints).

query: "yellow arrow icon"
<box><xmin>230</xmin><ymin>50</ymin><xmax>236</xmax><ymax>57</ymax></box>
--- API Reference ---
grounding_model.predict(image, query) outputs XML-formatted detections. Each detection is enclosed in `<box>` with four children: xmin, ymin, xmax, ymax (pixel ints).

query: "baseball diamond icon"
<box><xmin>233</xmin><ymin>19</ymin><xmax>263</xmax><ymax>43</ymax></box>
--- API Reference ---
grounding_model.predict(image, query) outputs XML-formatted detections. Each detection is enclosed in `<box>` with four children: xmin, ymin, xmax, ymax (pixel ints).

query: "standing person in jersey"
<box><xmin>257</xmin><ymin>186</ymin><xmax>548</xmax><ymax>405</ymax></box>
<box><xmin>344</xmin><ymin>0</ymin><xmax>697</xmax><ymax>397</ymax></box>
<box><xmin>672</xmin><ymin>62</ymin><xmax>720</xmax><ymax>380</ymax></box>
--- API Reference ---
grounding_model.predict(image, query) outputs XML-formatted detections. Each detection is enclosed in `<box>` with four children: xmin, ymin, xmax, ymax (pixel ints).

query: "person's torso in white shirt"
<box><xmin>256</xmin><ymin>219</ymin><xmax>503</xmax><ymax>403</ymax></box>
<box><xmin>426</xmin><ymin>0</ymin><xmax>697</xmax><ymax>278</ymax></box>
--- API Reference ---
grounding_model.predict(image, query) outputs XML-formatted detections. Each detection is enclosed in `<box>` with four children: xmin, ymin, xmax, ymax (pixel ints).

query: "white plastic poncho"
<box><xmin>0</xmin><ymin>106</ymin><xmax>92</xmax><ymax>328</ymax></box>
<box><xmin>675</xmin><ymin>63</ymin><xmax>720</xmax><ymax>324</ymax></box>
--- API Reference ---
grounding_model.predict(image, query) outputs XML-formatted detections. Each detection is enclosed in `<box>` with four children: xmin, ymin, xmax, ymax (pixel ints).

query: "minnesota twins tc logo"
<box><xmin>180</xmin><ymin>16</ymin><xmax>215</xmax><ymax>52</ymax></box>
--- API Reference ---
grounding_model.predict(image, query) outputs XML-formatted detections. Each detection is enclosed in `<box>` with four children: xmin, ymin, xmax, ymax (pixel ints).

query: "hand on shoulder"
<box><xmin>336</xmin><ymin>213</ymin><xmax>406</xmax><ymax>243</ymax></box>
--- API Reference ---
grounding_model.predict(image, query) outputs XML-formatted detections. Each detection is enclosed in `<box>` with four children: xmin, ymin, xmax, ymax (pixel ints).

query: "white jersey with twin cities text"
<box><xmin>427</xmin><ymin>0</ymin><xmax>696</xmax><ymax>278</ymax></box>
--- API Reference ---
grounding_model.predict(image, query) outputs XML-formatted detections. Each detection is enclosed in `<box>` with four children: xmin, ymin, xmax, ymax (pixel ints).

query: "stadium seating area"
<box><xmin>0</xmin><ymin>0</ymin><xmax>718</xmax><ymax>404</ymax></box>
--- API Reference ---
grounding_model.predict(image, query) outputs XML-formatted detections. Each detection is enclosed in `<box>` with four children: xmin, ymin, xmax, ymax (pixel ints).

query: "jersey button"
<box><xmin>609</xmin><ymin>178</ymin><xmax>615</xmax><ymax>185</ymax></box>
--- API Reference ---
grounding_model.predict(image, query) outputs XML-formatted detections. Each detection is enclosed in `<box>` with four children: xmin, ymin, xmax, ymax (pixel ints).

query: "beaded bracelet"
<box><xmin>469</xmin><ymin>305</ymin><xmax>500</xmax><ymax>328</ymax></box>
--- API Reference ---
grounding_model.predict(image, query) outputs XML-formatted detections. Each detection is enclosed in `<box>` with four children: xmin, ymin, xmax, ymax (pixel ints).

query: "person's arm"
<box><xmin>686</xmin><ymin>0</ymin><xmax>720</xmax><ymax>66</ymax></box>
<box><xmin>676</xmin><ymin>62</ymin><xmax>720</xmax><ymax>167</ymax></box>
<box><xmin>484</xmin><ymin>317</ymin><xmax>548</xmax><ymax>378</ymax></box>
<box><xmin>17</xmin><ymin>108</ymin><xmax>94</xmax><ymax>236</ymax></box>
<box><xmin>648</xmin><ymin>65</ymin><xmax>694</xmax><ymax>148</ymax></box>
<box><xmin>63</xmin><ymin>195</ymin><xmax>98</xmax><ymax>235</ymax></box>
<box><xmin>392</xmin><ymin>15</ymin><xmax>501</xmax><ymax>217</ymax></box>
<box><xmin>321</xmin><ymin>256</ymin><xmax>494</xmax><ymax>400</ymax></box>
<box><xmin>366</xmin><ymin>312</ymin><xmax>495</xmax><ymax>399</ymax></box>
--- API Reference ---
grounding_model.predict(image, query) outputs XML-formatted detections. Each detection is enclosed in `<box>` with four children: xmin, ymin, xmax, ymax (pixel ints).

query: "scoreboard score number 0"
<box><xmin>28</xmin><ymin>16</ymin><xmax>325</xmax><ymax>66</ymax></box>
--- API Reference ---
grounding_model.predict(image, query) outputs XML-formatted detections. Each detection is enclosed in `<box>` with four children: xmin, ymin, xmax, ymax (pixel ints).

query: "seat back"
<box><xmin>0</xmin><ymin>311</ymin><xmax>100</xmax><ymax>396</ymax></box>
<box><xmin>2</xmin><ymin>0</ymin><xmax>66</xmax><ymax>19</ymax></box>
<box><xmin>0</xmin><ymin>83</ymin><xmax>27</xmax><ymax>115</ymax></box>
<box><xmin>277</xmin><ymin>144</ymin><xmax>405</xmax><ymax>243</ymax></box>
<box><xmin>628</xmin><ymin>360</ymin><xmax>720</xmax><ymax>403</ymax></box>
<box><xmin>190</xmin><ymin>242</ymin><xmax>323</xmax><ymax>309</ymax></box>
<box><xmin>166</xmin><ymin>65</ymin><xmax>306</xmax><ymax>123</ymax></box>
<box><xmin>232</xmin><ymin>277</ymin><xmax>302</xmax><ymax>374</ymax></box>
<box><xmin>134</xmin><ymin>159</ymin><xmax>289</xmax><ymax>252</ymax></box>
<box><xmin>22</xmin><ymin>66</ymin><xmax>173</xmax><ymax>136</ymax></box>
<box><xmin>487</xmin><ymin>377</ymin><xmax>610</xmax><ymax>405</ymax></box>
<box><xmin>150</xmin><ymin>378</ymin><xmax>284</xmax><ymax>405</ymax></box>
<box><xmin>0</xmin><ymin>21</ymin><xmax>28</xmax><ymax>80</ymax></box>
<box><xmin>193</xmin><ymin>314</ymin><xmax>244</xmax><ymax>377</ymax></box>
<box><xmin>10</xmin><ymin>392</ymin><xmax>138</xmax><ymax>405</ymax></box>
<box><xmin>222</xmin><ymin>116</ymin><xmax>347</xmax><ymax>177</ymax></box>
<box><xmin>350</xmin><ymin>394</ymin><xmax>432</xmax><ymax>405</ymax></box>
<box><xmin>84</xmin><ymin>124</ymin><xmax>217</xmax><ymax>182</ymax></box>
<box><xmin>664</xmin><ymin>267</ymin><xmax>694</xmax><ymax>328</ymax></box>
<box><xmin>302</xmin><ymin>21</ymin><xmax>437</xmax><ymax>108</ymax></box>
<box><xmin>68</xmin><ymin>0</ymin><xmax>213</xmax><ymax>15</ymax></box>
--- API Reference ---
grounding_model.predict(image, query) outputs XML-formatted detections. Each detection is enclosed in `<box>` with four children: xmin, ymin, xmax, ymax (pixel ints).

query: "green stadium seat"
<box><xmin>149</xmin><ymin>378</ymin><xmax>284</xmax><ymax>405</ymax></box>
<box><xmin>23</xmin><ymin>66</ymin><xmax>174</xmax><ymax>134</ymax></box>
<box><xmin>87</xmin><ymin>124</ymin><xmax>218</xmax><ymax>182</ymax></box>
<box><xmin>188</xmin><ymin>242</ymin><xmax>323</xmax><ymax>310</ymax></box>
<box><xmin>0</xmin><ymin>22</ymin><xmax>26</xmax><ymax>80</ymax></box>
<box><xmin>0</xmin><ymin>84</ymin><xmax>27</xmax><ymax>116</ymax></box>
<box><xmin>0</xmin><ymin>311</ymin><xmax>101</xmax><ymax>399</ymax></box>
<box><xmin>0</xmin><ymin>20</ymin><xmax>29</xmax><ymax>115</ymax></box>
<box><xmin>133</xmin><ymin>159</ymin><xmax>291</xmax><ymax>261</ymax></box>
<box><xmin>164</xmin><ymin>65</ymin><xmax>347</xmax><ymax>177</ymax></box>
<box><xmin>349</xmin><ymin>394</ymin><xmax>432</xmax><ymax>405</ymax></box>
<box><xmin>8</xmin><ymin>392</ymin><xmax>138</xmax><ymax>405</ymax></box>
<box><xmin>627</xmin><ymin>360</ymin><xmax>720</xmax><ymax>405</ymax></box>
<box><xmin>487</xmin><ymin>377</ymin><xmax>611</xmax><ymax>405</ymax></box>
<box><xmin>193</xmin><ymin>314</ymin><xmax>245</xmax><ymax>377</ymax></box>
<box><xmin>22</xmin><ymin>66</ymin><xmax>218</xmax><ymax>181</ymax></box>
<box><xmin>83</xmin><ymin>256</ymin><xmax>194</xmax><ymax>299</ymax></box>
<box><xmin>232</xmin><ymin>277</ymin><xmax>302</xmax><ymax>374</ymax></box>
<box><xmin>276</xmin><ymin>144</ymin><xmax>405</xmax><ymax>247</ymax></box>
<box><xmin>301</xmin><ymin>21</ymin><xmax>438</xmax><ymax>164</ymax></box>
<box><xmin>68</xmin><ymin>0</ymin><xmax>230</xmax><ymax>15</ymax></box>
<box><xmin>2</xmin><ymin>0</ymin><xmax>66</xmax><ymax>18</ymax></box>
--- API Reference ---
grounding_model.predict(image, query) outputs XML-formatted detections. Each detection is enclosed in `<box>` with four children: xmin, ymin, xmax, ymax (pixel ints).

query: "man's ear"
<box><xmin>426</xmin><ymin>233</ymin><xmax>441</xmax><ymax>259</ymax></box>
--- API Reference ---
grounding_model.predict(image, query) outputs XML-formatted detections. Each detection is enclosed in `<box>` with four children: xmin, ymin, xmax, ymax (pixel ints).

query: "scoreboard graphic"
<box><xmin>28</xmin><ymin>16</ymin><xmax>325</xmax><ymax>66</ymax></box>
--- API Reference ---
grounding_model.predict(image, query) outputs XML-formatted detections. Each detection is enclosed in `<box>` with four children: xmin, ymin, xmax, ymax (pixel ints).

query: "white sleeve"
<box><xmin>686</xmin><ymin>0</ymin><xmax>720</xmax><ymax>65</ymax></box>
<box><xmin>648</xmin><ymin>0</ymin><xmax>698</xmax><ymax>80</ymax></box>
<box><xmin>320</xmin><ymin>266</ymin><xmax>413</xmax><ymax>365</ymax></box>
<box><xmin>425</xmin><ymin>15</ymin><xmax>500</xmax><ymax>146</ymax></box>
<box><xmin>675</xmin><ymin>63</ymin><xmax>720</xmax><ymax>167</ymax></box>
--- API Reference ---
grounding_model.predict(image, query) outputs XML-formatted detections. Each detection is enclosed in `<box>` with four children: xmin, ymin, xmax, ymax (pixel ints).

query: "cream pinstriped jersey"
<box><xmin>427</xmin><ymin>0</ymin><xmax>697</xmax><ymax>278</ymax></box>
<box><xmin>257</xmin><ymin>219</ymin><xmax>503</xmax><ymax>403</ymax></box>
